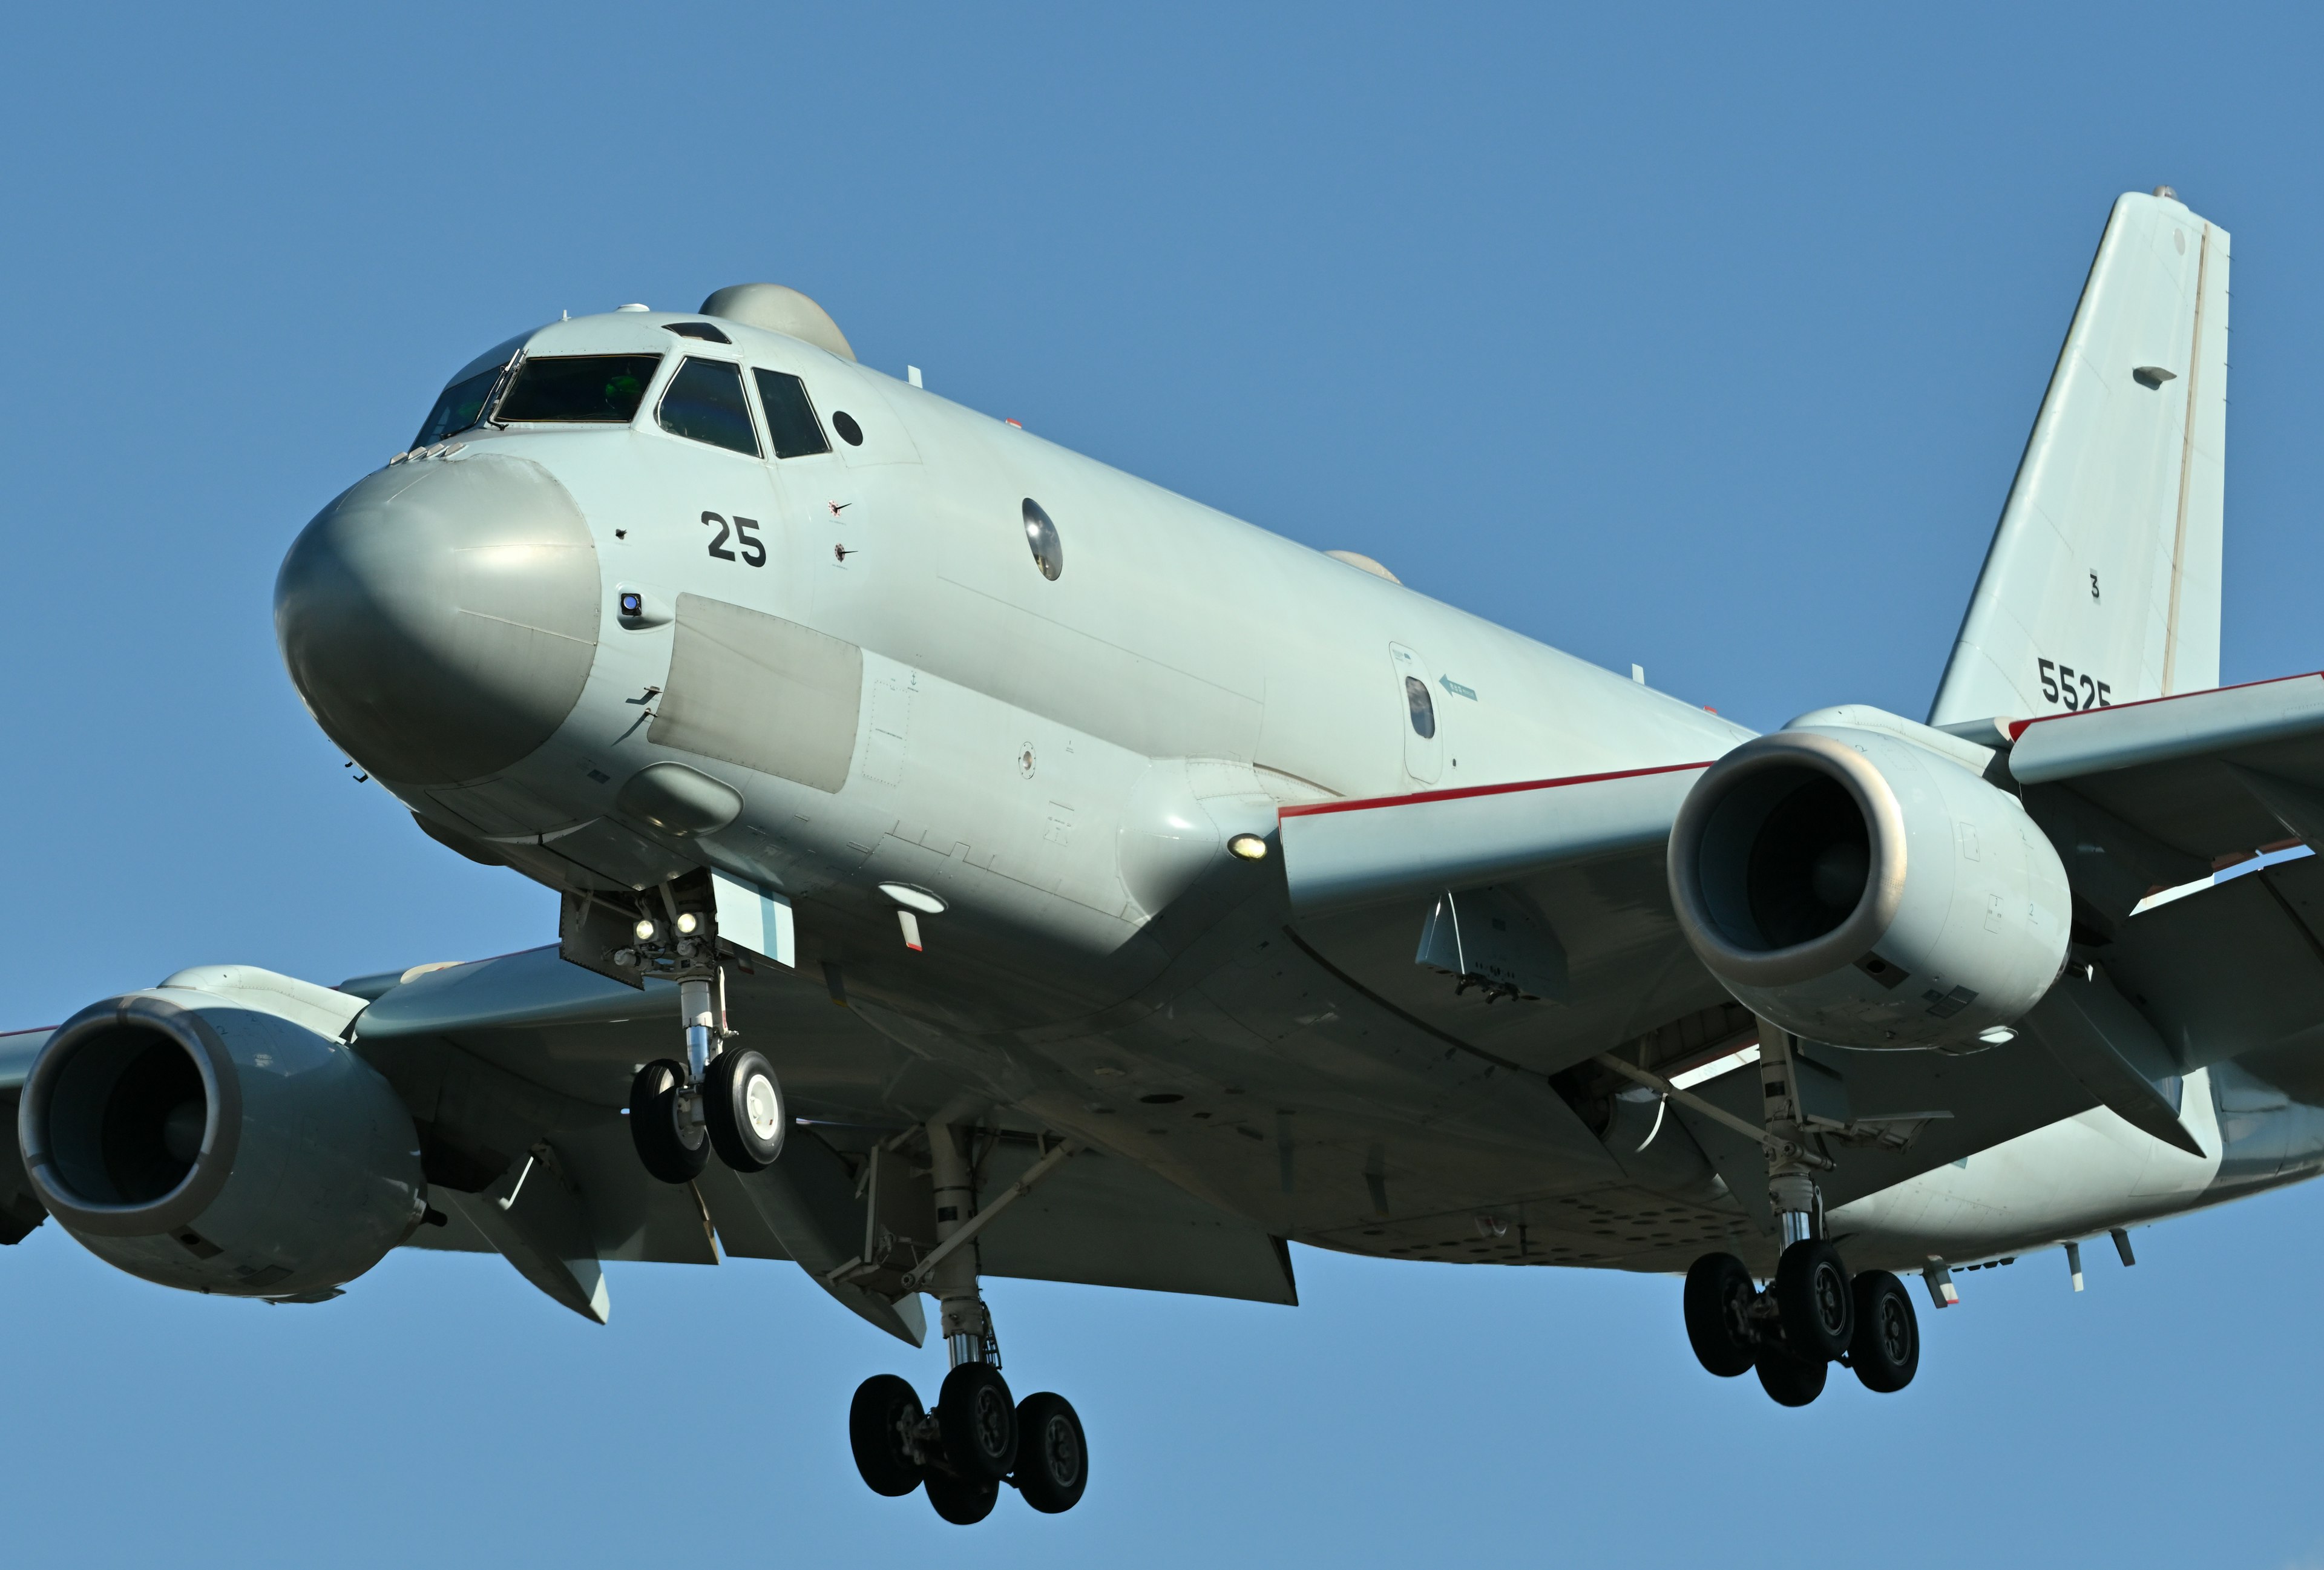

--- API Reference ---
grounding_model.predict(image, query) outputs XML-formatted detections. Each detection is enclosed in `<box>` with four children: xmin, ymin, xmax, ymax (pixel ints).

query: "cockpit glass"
<box><xmin>495</xmin><ymin>354</ymin><xmax>665</xmax><ymax>424</ymax></box>
<box><xmin>657</xmin><ymin>357</ymin><xmax>761</xmax><ymax>456</ymax></box>
<box><xmin>410</xmin><ymin>332</ymin><xmax>529</xmax><ymax>448</ymax></box>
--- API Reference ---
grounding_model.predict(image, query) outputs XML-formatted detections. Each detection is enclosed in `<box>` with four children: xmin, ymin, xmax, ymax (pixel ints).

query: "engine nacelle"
<box><xmin>1667</xmin><ymin>716</ymin><xmax>2070</xmax><ymax>1050</ymax></box>
<box><xmin>19</xmin><ymin>971</ymin><xmax>425</xmax><ymax>1299</ymax></box>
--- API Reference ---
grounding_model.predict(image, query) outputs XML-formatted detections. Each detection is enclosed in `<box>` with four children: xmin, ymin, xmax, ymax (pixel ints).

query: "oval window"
<box><xmin>832</xmin><ymin>410</ymin><xmax>864</xmax><ymax>445</ymax></box>
<box><xmin>1023</xmin><ymin>499</ymin><xmax>1062</xmax><ymax>580</ymax></box>
<box><xmin>1405</xmin><ymin>676</ymin><xmax>1436</xmax><ymax>739</ymax></box>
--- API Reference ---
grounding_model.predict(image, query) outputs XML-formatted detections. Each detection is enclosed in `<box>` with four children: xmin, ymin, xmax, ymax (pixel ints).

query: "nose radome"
<box><xmin>275</xmin><ymin>455</ymin><xmax>600</xmax><ymax>786</ymax></box>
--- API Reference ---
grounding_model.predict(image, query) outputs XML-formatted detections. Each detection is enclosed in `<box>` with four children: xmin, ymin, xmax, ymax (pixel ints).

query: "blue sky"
<box><xmin>4</xmin><ymin>4</ymin><xmax>2322</xmax><ymax>1564</ymax></box>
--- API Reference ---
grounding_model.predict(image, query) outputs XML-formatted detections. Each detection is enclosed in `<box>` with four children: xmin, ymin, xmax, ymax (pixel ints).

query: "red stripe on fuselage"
<box><xmin>1276</xmin><ymin>760</ymin><xmax>1713</xmax><ymax>819</ymax></box>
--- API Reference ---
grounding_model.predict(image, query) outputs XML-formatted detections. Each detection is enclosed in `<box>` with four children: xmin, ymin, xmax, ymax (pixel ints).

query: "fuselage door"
<box><xmin>1390</xmin><ymin>643</ymin><xmax>1442</xmax><ymax>786</ymax></box>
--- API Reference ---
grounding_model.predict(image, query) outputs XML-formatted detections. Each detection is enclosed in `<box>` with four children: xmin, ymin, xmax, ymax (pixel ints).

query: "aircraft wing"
<box><xmin>341</xmin><ymin>948</ymin><xmax>1297</xmax><ymax>1335</ymax></box>
<box><xmin>1267</xmin><ymin>738</ymin><xmax>2313</xmax><ymax>1220</ymax></box>
<box><xmin>1997</xmin><ymin>672</ymin><xmax>2324</xmax><ymax>1118</ymax></box>
<box><xmin>2003</xmin><ymin>669</ymin><xmax>2324</xmax><ymax>887</ymax></box>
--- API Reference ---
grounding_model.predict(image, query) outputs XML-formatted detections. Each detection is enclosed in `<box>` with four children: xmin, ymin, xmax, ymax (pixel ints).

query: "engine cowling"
<box><xmin>18</xmin><ymin>974</ymin><xmax>425</xmax><ymax>1299</ymax></box>
<box><xmin>1667</xmin><ymin>717</ymin><xmax>2070</xmax><ymax>1050</ymax></box>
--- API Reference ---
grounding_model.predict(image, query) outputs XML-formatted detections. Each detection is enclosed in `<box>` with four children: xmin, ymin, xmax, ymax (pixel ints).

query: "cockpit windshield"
<box><xmin>411</xmin><ymin>332</ymin><xmax>529</xmax><ymax>448</ymax></box>
<box><xmin>495</xmin><ymin>355</ymin><xmax>665</xmax><ymax>425</ymax></box>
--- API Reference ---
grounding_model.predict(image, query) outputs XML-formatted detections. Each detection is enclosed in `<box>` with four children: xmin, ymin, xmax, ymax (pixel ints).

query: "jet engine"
<box><xmin>1667</xmin><ymin>715</ymin><xmax>2071</xmax><ymax>1051</ymax></box>
<box><xmin>18</xmin><ymin>974</ymin><xmax>426</xmax><ymax>1299</ymax></box>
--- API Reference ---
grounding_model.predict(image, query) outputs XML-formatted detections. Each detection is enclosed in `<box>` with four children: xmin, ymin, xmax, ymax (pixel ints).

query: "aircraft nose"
<box><xmin>274</xmin><ymin>455</ymin><xmax>600</xmax><ymax>786</ymax></box>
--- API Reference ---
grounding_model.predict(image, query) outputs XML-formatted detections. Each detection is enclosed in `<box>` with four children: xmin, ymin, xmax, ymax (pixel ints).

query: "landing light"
<box><xmin>1228</xmin><ymin>834</ymin><xmax>1269</xmax><ymax>861</ymax></box>
<box><xmin>634</xmin><ymin>918</ymin><xmax>658</xmax><ymax>943</ymax></box>
<box><xmin>1977</xmin><ymin>1026</ymin><xmax>2018</xmax><ymax>1045</ymax></box>
<box><xmin>675</xmin><ymin>913</ymin><xmax>700</xmax><ymax>936</ymax></box>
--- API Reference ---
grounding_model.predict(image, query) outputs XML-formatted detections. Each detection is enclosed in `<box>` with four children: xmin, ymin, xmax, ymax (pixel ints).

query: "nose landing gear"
<box><xmin>620</xmin><ymin>912</ymin><xmax>789</xmax><ymax>1183</ymax></box>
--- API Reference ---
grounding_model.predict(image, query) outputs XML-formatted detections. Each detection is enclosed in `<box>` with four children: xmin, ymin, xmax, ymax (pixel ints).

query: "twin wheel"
<box><xmin>628</xmin><ymin>1049</ymin><xmax>787</xmax><ymax>1182</ymax></box>
<box><xmin>850</xmin><ymin>1365</ymin><xmax>1088</xmax><ymax>1523</ymax></box>
<box><xmin>1682</xmin><ymin>1240</ymin><xmax>1920</xmax><ymax>1405</ymax></box>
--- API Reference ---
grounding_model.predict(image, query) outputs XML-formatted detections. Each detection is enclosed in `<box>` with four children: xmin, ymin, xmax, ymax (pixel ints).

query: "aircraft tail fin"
<box><xmin>1929</xmin><ymin>190</ymin><xmax>2229</xmax><ymax>729</ymax></box>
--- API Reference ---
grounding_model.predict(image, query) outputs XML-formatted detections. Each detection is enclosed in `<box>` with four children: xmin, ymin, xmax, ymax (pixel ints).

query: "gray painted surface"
<box><xmin>21</xmin><ymin>192</ymin><xmax>2324</xmax><ymax>1336</ymax></box>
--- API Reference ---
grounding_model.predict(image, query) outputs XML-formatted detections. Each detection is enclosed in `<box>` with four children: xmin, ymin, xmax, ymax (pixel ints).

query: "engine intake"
<box><xmin>20</xmin><ymin>980</ymin><xmax>424</xmax><ymax>1298</ymax></box>
<box><xmin>1668</xmin><ymin>720</ymin><xmax>2070</xmax><ymax>1050</ymax></box>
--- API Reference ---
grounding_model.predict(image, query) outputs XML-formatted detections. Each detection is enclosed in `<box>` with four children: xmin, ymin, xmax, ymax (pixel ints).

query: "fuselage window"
<box><xmin>1023</xmin><ymin>499</ymin><xmax>1063</xmax><ymax>580</ymax></box>
<box><xmin>1405</xmin><ymin>677</ymin><xmax>1436</xmax><ymax>739</ymax></box>
<box><xmin>496</xmin><ymin>354</ymin><xmax>664</xmax><ymax>424</ymax></box>
<box><xmin>753</xmin><ymin>369</ymin><xmax>832</xmax><ymax>459</ymax></box>
<box><xmin>657</xmin><ymin>357</ymin><xmax>761</xmax><ymax>457</ymax></box>
<box><xmin>832</xmin><ymin>410</ymin><xmax>864</xmax><ymax>446</ymax></box>
<box><xmin>411</xmin><ymin>332</ymin><xmax>529</xmax><ymax>447</ymax></box>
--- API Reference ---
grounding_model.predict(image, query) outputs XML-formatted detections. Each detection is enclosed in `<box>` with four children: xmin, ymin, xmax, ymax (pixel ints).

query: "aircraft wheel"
<box><xmin>1773</xmin><ymin>1238</ymin><xmax>1853</xmax><ymax>1361</ymax></box>
<box><xmin>1013</xmin><ymin>1391</ymin><xmax>1089</xmax><ymax>1514</ymax></box>
<box><xmin>937</xmin><ymin>1361</ymin><xmax>1020</xmax><ymax>1482</ymax></box>
<box><xmin>1681</xmin><ymin>1252</ymin><xmax>1759</xmax><ymax>1377</ymax></box>
<box><xmin>1754</xmin><ymin>1347</ymin><xmax>1828</xmax><ymax>1407</ymax></box>
<box><xmin>1848</xmin><ymin>1269</ymin><xmax>1920</xmax><ymax>1393</ymax></box>
<box><xmin>849</xmin><ymin>1375</ymin><xmax>928</xmax><ymax>1497</ymax></box>
<box><xmin>924</xmin><ymin>1468</ymin><xmax>999</xmax><ymax>1525</ymax></box>
<box><xmin>703</xmin><ymin>1048</ymin><xmax>787</xmax><ymax>1171</ymax></box>
<box><xmin>627</xmin><ymin>1059</ymin><xmax>707</xmax><ymax>1184</ymax></box>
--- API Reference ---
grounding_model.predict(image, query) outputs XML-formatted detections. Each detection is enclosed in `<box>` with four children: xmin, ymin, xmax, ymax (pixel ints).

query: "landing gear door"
<box><xmin>1390</xmin><ymin>643</ymin><xmax>1443</xmax><ymax>786</ymax></box>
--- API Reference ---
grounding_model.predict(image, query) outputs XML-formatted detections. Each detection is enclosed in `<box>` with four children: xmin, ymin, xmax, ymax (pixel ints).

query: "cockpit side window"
<box><xmin>657</xmin><ymin>357</ymin><xmax>761</xmax><ymax>456</ymax></box>
<box><xmin>752</xmin><ymin>369</ymin><xmax>832</xmax><ymax>459</ymax></box>
<box><xmin>411</xmin><ymin>332</ymin><xmax>530</xmax><ymax>448</ymax></box>
<box><xmin>496</xmin><ymin>354</ymin><xmax>664</xmax><ymax>424</ymax></box>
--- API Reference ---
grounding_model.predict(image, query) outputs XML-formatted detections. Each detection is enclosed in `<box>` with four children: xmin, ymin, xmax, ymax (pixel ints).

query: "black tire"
<box><xmin>1681</xmin><ymin>1253</ymin><xmax>1758</xmax><ymax>1378</ymax></box>
<box><xmin>1754</xmin><ymin>1347</ymin><xmax>1828</xmax><ymax>1407</ymax></box>
<box><xmin>924</xmin><ymin>1468</ymin><xmax>999</xmax><ymax>1525</ymax></box>
<box><xmin>937</xmin><ymin>1361</ymin><xmax>1019</xmax><ymax>1482</ymax></box>
<box><xmin>1773</xmin><ymin>1238</ymin><xmax>1853</xmax><ymax>1361</ymax></box>
<box><xmin>1013</xmin><ymin>1391</ymin><xmax>1088</xmax><ymax>1514</ymax></box>
<box><xmin>1848</xmin><ymin>1269</ymin><xmax>1920</xmax><ymax>1393</ymax></box>
<box><xmin>849</xmin><ymin>1375</ymin><xmax>927</xmax><ymax>1497</ymax></box>
<box><xmin>627</xmin><ymin>1059</ymin><xmax>707</xmax><ymax>1184</ymax></box>
<box><xmin>703</xmin><ymin>1048</ymin><xmax>787</xmax><ymax>1171</ymax></box>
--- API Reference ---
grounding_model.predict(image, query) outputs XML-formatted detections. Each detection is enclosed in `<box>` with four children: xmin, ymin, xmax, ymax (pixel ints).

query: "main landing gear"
<box><xmin>1680</xmin><ymin>1022</ymin><xmax>1921</xmax><ymax>1405</ymax></box>
<box><xmin>1683</xmin><ymin>1244</ymin><xmax>1919</xmax><ymax>1404</ymax></box>
<box><xmin>849</xmin><ymin>1121</ymin><xmax>1091</xmax><ymax>1523</ymax></box>
<box><xmin>850</xmin><ymin>1366</ymin><xmax>1089</xmax><ymax>1523</ymax></box>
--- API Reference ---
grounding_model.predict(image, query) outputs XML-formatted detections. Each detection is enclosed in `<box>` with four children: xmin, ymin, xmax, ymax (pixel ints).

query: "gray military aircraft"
<box><xmin>6</xmin><ymin>185</ymin><xmax>2309</xmax><ymax>1522</ymax></box>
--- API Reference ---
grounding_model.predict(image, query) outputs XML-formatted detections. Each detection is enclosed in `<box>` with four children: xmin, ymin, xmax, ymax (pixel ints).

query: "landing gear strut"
<box><xmin>1681</xmin><ymin>1022</ymin><xmax>1920</xmax><ymax>1404</ymax></box>
<box><xmin>847</xmin><ymin>1120</ymin><xmax>1091</xmax><ymax>1523</ymax></box>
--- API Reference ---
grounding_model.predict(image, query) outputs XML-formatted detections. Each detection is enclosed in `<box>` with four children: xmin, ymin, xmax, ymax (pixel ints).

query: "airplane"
<box><xmin>5</xmin><ymin>183</ymin><xmax>2311</xmax><ymax>1523</ymax></box>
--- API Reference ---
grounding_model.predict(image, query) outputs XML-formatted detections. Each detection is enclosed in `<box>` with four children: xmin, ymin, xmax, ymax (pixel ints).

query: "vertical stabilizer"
<box><xmin>1929</xmin><ymin>191</ymin><xmax>2229</xmax><ymax>728</ymax></box>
